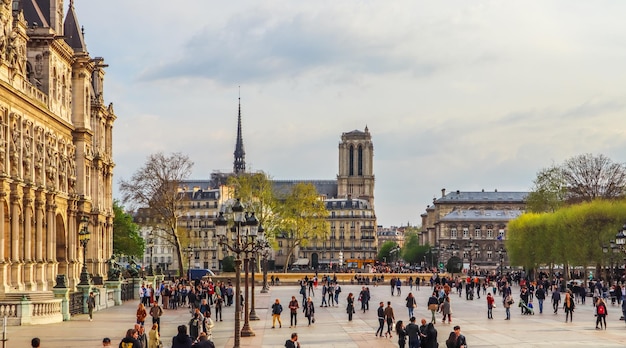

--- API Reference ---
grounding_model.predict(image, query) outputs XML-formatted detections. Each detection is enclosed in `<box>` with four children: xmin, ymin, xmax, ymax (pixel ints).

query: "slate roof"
<box><xmin>440</xmin><ymin>209</ymin><xmax>524</xmax><ymax>222</ymax></box>
<box><xmin>435</xmin><ymin>191</ymin><xmax>528</xmax><ymax>204</ymax></box>
<box><xmin>22</xmin><ymin>0</ymin><xmax>50</xmax><ymax>27</ymax></box>
<box><xmin>325</xmin><ymin>197</ymin><xmax>371</xmax><ymax>210</ymax></box>
<box><xmin>272</xmin><ymin>180</ymin><xmax>338</xmax><ymax>198</ymax></box>
<box><xmin>63</xmin><ymin>2</ymin><xmax>87</xmax><ymax>52</ymax></box>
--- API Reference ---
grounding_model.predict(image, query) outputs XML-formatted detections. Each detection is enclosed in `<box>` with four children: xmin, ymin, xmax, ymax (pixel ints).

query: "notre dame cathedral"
<box><xmin>0</xmin><ymin>0</ymin><xmax>115</xmax><ymax>323</ymax></box>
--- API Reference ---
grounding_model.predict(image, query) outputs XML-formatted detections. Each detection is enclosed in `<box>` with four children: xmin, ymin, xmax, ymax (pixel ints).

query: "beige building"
<box><xmin>420</xmin><ymin>189</ymin><xmax>527</xmax><ymax>272</ymax></box>
<box><xmin>377</xmin><ymin>226</ymin><xmax>405</xmax><ymax>248</ymax></box>
<box><xmin>0</xmin><ymin>0</ymin><xmax>115</xmax><ymax>309</ymax></box>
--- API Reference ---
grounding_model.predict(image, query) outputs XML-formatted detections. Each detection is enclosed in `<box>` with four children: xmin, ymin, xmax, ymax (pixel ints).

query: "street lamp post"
<box><xmin>186</xmin><ymin>246</ymin><xmax>193</xmax><ymax>282</ymax></box>
<box><xmin>498</xmin><ymin>247</ymin><xmax>507</xmax><ymax>277</ymax></box>
<box><xmin>147</xmin><ymin>232</ymin><xmax>154</xmax><ymax>276</ymax></box>
<box><xmin>215</xmin><ymin>199</ymin><xmax>260</xmax><ymax>347</ymax></box>
<box><xmin>249</xmin><ymin>223</ymin><xmax>265</xmax><ymax>320</ymax></box>
<box><xmin>78</xmin><ymin>216</ymin><xmax>91</xmax><ymax>285</ymax></box>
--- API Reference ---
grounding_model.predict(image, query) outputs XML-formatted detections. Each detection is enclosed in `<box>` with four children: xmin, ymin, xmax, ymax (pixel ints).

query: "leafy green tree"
<box><xmin>222</xmin><ymin>256</ymin><xmax>235</xmax><ymax>272</ymax></box>
<box><xmin>277</xmin><ymin>183</ymin><xmax>330</xmax><ymax>272</ymax></box>
<box><xmin>402</xmin><ymin>232</ymin><xmax>429</xmax><ymax>264</ymax></box>
<box><xmin>378</xmin><ymin>241</ymin><xmax>399</xmax><ymax>262</ymax></box>
<box><xmin>446</xmin><ymin>256</ymin><xmax>462</xmax><ymax>273</ymax></box>
<box><xmin>119</xmin><ymin>152</ymin><xmax>193</xmax><ymax>278</ymax></box>
<box><xmin>112</xmin><ymin>201</ymin><xmax>144</xmax><ymax>258</ymax></box>
<box><xmin>526</xmin><ymin>165</ymin><xmax>568</xmax><ymax>213</ymax></box>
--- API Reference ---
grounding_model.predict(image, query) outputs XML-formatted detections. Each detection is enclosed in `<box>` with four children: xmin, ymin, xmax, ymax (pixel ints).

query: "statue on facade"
<box><xmin>127</xmin><ymin>257</ymin><xmax>139</xmax><ymax>278</ymax></box>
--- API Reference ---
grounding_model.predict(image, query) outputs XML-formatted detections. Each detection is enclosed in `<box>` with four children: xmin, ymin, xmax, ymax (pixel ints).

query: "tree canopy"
<box><xmin>119</xmin><ymin>152</ymin><xmax>193</xmax><ymax>277</ymax></box>
<box><xmin>527</xmin><ymin>154</ymin><xmax>626</xmax><ymax>212</ymax></box>
<box><xmin>377</xmin><ymin>241</ymin><xmax>399</xmax><ymax>262</ymax></box>
<box><xmin>112</xmin><ymin>201</ymin><xmax>144</xmax><ymax>258</ymax></box>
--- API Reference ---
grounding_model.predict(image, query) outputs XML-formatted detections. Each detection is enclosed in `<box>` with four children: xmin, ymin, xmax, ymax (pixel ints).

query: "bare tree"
<box><xmin>562</xmin><ymin>153</ymin><xmax>626</xmax><ymax>203</ymax></box>
<box><xmin>119</xmin><ymin>152</ymin><xmax>193</xmax><ymax>277</ymax></box>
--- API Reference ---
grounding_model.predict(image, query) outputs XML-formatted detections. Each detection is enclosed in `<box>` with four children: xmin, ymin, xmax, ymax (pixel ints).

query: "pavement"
<box><xmin>4</xmin><ymin>282</ymin><xmax>626</xmax><ymax>347</ymax></box>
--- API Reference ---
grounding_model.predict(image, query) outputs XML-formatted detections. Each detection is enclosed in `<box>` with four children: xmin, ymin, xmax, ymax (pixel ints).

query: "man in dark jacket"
<box><xmin>535</xmin><ymin>284</ymin><xmax>546</xmax><ymax>314</ymax></box>
<box><xmin>172</xmin><ymin>325</ymin><xmax>193</xmax><ymax>348</ymax></box>
<box><xmin>285</xmin><ymin>332</ymin><xmax>300</xmax><ymax>348</ymax></box>
<box><xmin>551</xmin><ymin>287</ymin><xmax>561</xmax><ymax>314</ymax></box>
<box><xmin>405</xmin><ymin>316</ymin><xmax>420</xmax><ymax>348</ymax></box>
<box><xmin>375</xmin><ymin>302</ymin><xmax>385</xmax><ymax>337</ymax></box>
<box><xmin>192</xmin><ymin>332</ymin><xmax>214</xmax><ymax>348</ymax></box>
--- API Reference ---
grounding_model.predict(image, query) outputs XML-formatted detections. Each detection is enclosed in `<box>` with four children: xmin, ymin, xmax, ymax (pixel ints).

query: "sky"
<box><xmin>71</xmin><ymin>0</ymin><xmax>626</xmax><ymax>227</ymax></box>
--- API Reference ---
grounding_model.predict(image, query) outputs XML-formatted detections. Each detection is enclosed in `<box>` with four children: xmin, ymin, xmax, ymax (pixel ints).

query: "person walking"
<box><xmin>423</xmin><ymin>323</ymin><xmax>438</xmax><ymax>348</ymax></box>
<box><xmin>427</xmin><ymin>292</ymin><xmax>439</xmax><ymax>324</ymax></box>
<box><xmin>564</xmin><ymin>292</ymin><xmax>575</xmax><ymax>323</ymax></box>
<box><xmin>552</xmin><ymin>286</ymin><xmax>561</xmax><ymax>314</ymax></box>
<box><xmin>486</xmin><ymin>293</ymin><xmax>495</xmax><ymax>319</ymax></box>
<box><xmin>119</xmin><ymin>329</ymin><xmax>142</xmax><ymax>348</ymax></box>
<box><xmin>346</xmin><ymin>293</ymin><xmax>355</xmax><ymax>321</ymax></box>
<box><xmin>327</xmin><ymin>283</ymin><xmax>335</xmax><ymax>307</ymax></box>
<box><xmin>504</xmin><ymin>293</ymin><xmax>513</xmax><ymax>320</ymax></box>
<box><xmin>188</xmin><ymin>310</ymin><xmax>202</xmax><ymax>341</ymax></box>
<box><xmin>320</xmin><ymin>284</ymin><xmax>328</xmax><ymax>307</ymax></box>
<box><xmin>395</xmin><ymin>320</ymin><xmax>407</xmax><ymax>348</ymax></box>
<box><xmin>404</xmin><ymin>317</ymin><xmax>420</xmax><ymax>348</ymax></box>
<box><xmin>87</xmin><ymin>292</ymin><xmax>96</xmax><ymax>322</ymax></box>
<box><xmin>375</xmin><ymin>302</ymin><xmax>385</xmax><ymax>337</ymax></box>
<box><xmin>406</xmin><ymin>293</ymin><xmax>417</xmax><ymax>319</ymax></box>
<box><xmin>148</xmin><ymin>323</ymin><xmax>161</xmax><ymax>348</ymax></box>
<box><xmin>150</xmin><ymin>301</ymin><xmax>164</xmax><ymax>334</ymax></box>
<box><xmin>136</xmin><ymin>303</ymin><xmax>147</xmax><ymax>326</ymax></box>
<box><xmin>303</xmin><ymin>297</ymin><xmax>315</xmax><ymax>326</ymax></box>
<box><xmin>396</xmin><ymin>278</ymin><xmax>402</xmax><ymax>296</ymax></box>
<box><xmin>334</xmin><ymin>283</ymin><xmax>342</xmax><ymax>305</ymax></box>
<box><xmin>288</xmin><ymin>296</ymin><xmax>299</xmax><ymax>328</ymax></box>
<box><xmin>535</xmin><ymin>284</ymin><xmax>546</xmax><ymax>314</ymax></box>
<box><xmin>272</xmin><ymin>298</ymin><xmax>284</xmax><ymax>328</ymax></box>
<box><xmin>440</xmin><ymin>296</ymin><xmax>452</xmax><ymax>324</ymax></box>
<box><xmin>284</xmin><ymin>332</ymin><xmax>300</xmax><ymax>348</ymax></box>
<box><xmin>595</xmin><ymin>297</ymin><xmax>608</xmax><ymax>329</ymax></box>
<box><xmin>384</xmin><ymin>301</ymin><xmax>396</xmax><ymax>338</ymax></box>
<box><xmin>452</xmin><ymin>326</ymin><xmax>467</xmax><ymax>348</ymax></box>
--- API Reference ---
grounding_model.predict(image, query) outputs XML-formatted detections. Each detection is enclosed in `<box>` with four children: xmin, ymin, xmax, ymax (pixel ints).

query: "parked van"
<box><xmin>189</xmin><ymin>269</ymin><xmax>216</xmax><ymax>280</ymax></box>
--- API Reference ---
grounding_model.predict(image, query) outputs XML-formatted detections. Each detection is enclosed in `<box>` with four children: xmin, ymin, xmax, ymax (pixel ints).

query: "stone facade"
<box><xmin>0</xmin><ymin>0</ymin><xmax>114</xmax><ymax>300</ymax></box>
<box><xmin>420</xmin><ymin>189</ymin><xmax>527</xmax><ymax>272</ymax></box>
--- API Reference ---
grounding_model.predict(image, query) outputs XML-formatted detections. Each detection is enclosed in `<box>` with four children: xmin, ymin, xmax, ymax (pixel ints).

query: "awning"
<box><xmin>293</xmin><ymin>258</ymin><xmax>310</xmax><ymax>266</ymax></box>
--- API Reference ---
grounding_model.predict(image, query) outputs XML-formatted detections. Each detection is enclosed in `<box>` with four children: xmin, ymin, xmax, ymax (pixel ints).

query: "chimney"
<box><xmin>441</xmin><ymin>188</ymin><xmax>446</xmax><ymax>198</ymax></box>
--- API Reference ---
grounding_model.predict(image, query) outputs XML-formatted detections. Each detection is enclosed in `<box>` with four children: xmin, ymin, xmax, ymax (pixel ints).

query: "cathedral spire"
<box><xmin>233</xmin><ymin>89</ymin><xmax>246</xmax><ymax>174</ymax></box>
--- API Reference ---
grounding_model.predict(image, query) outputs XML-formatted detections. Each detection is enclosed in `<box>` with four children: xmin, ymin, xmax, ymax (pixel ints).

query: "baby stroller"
<box><xmin>518</xmin><ymin>299</ymin><xmax>534</xmax><ymax>315</ymax></box>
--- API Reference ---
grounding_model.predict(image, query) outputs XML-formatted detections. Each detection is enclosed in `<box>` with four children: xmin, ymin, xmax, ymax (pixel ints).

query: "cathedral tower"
<box><xmin>337</xmin><ymin>126</ymin><xmax>375</xmax><ymax>207</ymax></box>
<box><xmin>233</xmin><ymin>96</ymin><xmax>245</xmax><ymax>174</ymax></box>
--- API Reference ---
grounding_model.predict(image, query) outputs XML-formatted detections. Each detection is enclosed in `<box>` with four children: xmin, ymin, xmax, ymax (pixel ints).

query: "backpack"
<box><xmin>597</xmin><ymin>305</ymin><xmax>605</xmax><ymax>315</ymax></box>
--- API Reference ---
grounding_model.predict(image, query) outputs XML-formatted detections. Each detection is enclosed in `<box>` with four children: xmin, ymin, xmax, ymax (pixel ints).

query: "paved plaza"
<box><xmin>5</xmin><ymin>281</ymin><xmax>626</xmax><ymax>347</ymax></box>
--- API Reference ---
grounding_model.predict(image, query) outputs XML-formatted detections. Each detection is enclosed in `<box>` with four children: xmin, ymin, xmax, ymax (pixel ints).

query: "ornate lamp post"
<box><xmin>215</xmin><ymin>199</ymin><xmax>259</xmax><ymax>347</ymax></box>
<box><xmin>78</xmin><ymin>216</ymin><xmax>91</xmax><ymax>285</ymax></box>
<box><xmin>249</xmin><ymin>223</ymin><xmax>265</xmax><ymax>321</ymax></box>
<box><xmin>497</xmin><ymin>247</ymin><xmax>507</xmax><ymax>276</ymax></box>
<box><xmin>147</xmin><ymin>232</ymin><xmax>154</xmax><ymax>276</ymax></box>
<box><xmin>613</xmin><ymin>224</ymin><xmax>626</xmax><ymax>278</ymax></box>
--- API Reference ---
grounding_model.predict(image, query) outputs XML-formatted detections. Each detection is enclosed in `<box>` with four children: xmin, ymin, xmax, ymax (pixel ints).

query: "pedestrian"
<box><xmin>535</xmin><ymin>284</ymin><xmax>546</xmax><ymax>314</ymax></box>
<box><xmin>384</xmin><ymin>301</ymin><xmax>395</xmax><ymax>338</ymax></box>
<box><xmin>102</xmin><ymin>337</ymin><xmax>111</xmax><ymax>347</ymax></box>
<box><xmin>395</xmin><ymin>320</ymin><xmax>407</xmax><ymax>348</ymax></box>
<box><xmin>406</xmin><ymin>292</ymin><xmax>417</xmax><ymax>319</ymax></box>
<box><xmin>427</xmin><ymin>291</ymin><xmax>439</xmax><ymax>324</ymax></box>
<box><xmin>334</xmin><ymin>283</ymin><xmax>342</xmax><ymax>305</ymax></box>
<box><xmin>87</xmin><ymin>291</ymin><xmax>96</xmax><ymax>322</ymax></box>
<box><xmin>150</xmin><ymin>301</ymin><xmax>164</xmax><ymax>333</ymax></box>
<box><xmin>288</xmin><ymin>296</ymin><xmax>299</xmax><ymax>328</ymax></box>
<box><xmin>391</xmin><ymin>278</ymin><xmax>396</xmax><ymax>296</ymax></box>
<box><xmin>327</xmin><ymin>283</ymin><xmax>335</xmax><ymax>307</ymax></box>
<box><xmin>303</xmin><ymin>297</ymin><xmax>315</xmax><ymax>326</ymax></box>
<box><xmin>347</xmin><ymin>292</ymin><xmax>355</xmax><ymax>321</ymax></box>
<box><xmin>188</xmin><ymin>311</ymin><xmax>202</xmax><ymax>341</ymax></box>
<box><xmin>552</xmin><ymin>286</ymin><xmax>561</xmax><ymax>314</ymax></box>
<box><xmin>31</xmin><ymin>337</ymin><xmax>41</xmax><ymax>348</ymax></box>
<box><xmin>396</xmin><ymin>278</ymin><xmax>402</xmax><ymax>296</ymax></box>
<box><xmin>595</xmin><ymin>297</ymin><xmax>608</xmax><ymax>330</ymax></box>
<box><xmin>136</xmin><ymin>303</ymin><xmax>147</xmax><ymax>326</ymax></box>
<box><xmin>136</xmin><ymin>324</ymin><xmax>148</xmax><ymax>348</ymax></box>
<box><xmin>423</xmin><ymin>322</ymin><xmax>438</xmax><ymax>348</ymax></box>
<box><xmin>440</xmin><ymin>296</ymin><xmax>452</xmax><ymax>324</ymax></box>
<box><xmin>504</xmin><ymin>293</ymin><xmax>513</xmax><ymax>320</ymax></box>
<box><xmin>214</xmin><ymin>295</ymin><xmax>223</xmax><ymax>321</ymax></box>
<box><xmin>404</xmin><ymin>317</ymin><xmax>420</xmax><ymax>348</ymax></box>
<box><xmin>452</xmin><ymin>325</ymin><xmax>467</xmax><ymax>348</ymax></box>
<box><xmin>299</xmin><ymin>280</ymin><xmax>307</xmax><ymax>304</ymax></box>
<box><xmin>445</xmin><ymin>331</ymin><xmax>457</xmax><ymax>348</ymax></box>
<box><xmin>564</xmin><ymin>292</ymin><xmax>575</xmax><ymax>323</ymax></box>
<box><xmin>284</xmin><ymin>332</ymin><xmax>300</xmax><ymax>348</ymax></box>
<box><xmin>202</xmin><ymin>312</ymin><xmax>215</xmax><ymax>339</ymax></box>
<box><xmin>375</xmin><ymin>301</ymin><xmax>385</xmax><ymax>337</ymax></box>
<box><xmin>148</xmin><ymin>323</ymin><xmax>161</xmax><ymax>348</ymax></box>
<box><xmin>119</xmin><ymin>329</ymin><xmax>141</xmax><ymax>348</ymax></box>
<box><xmin>192</xmin><ymin>332</ymin><xmax>215</xmax><ymax>348</ymax></box>
<box><xmin>171</xmin><ymin>325</ymin><xmax>193</xmax><ymax>348</ymax></box>
<box><xmin>272</xmin><ymin>298</ymin><xmax>283</xmax><ymax>328</ymax></box>
<box><xmin>486</xmin><ymin>293</ymin><xmax>495</xmax><ymax>319</ymax></box>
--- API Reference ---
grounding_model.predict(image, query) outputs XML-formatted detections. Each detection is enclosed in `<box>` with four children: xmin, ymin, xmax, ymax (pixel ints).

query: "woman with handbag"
<box><xmin>347</xmin><ymin>293</ymin><xmax>355</xmax><ymax>321</ymax></box>
<box><xmin>405</xmin><ymin>292</ymin><xmax>417</xmax><ymax>319</ymax></box>
<box><xmin>303</xmin><ymin>297</ymin><xmax>315</xmax><ymax>326</ymax></box>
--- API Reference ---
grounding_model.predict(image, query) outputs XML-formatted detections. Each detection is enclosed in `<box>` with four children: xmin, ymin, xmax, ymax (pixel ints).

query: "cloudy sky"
<box><xmin>72</xmin><ymin>1</ymin><xmax>626</xmax><ymax>227</ymax></box>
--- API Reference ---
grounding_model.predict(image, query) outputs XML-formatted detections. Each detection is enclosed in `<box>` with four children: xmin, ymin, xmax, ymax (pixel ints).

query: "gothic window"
<box><xmin>349</xmin><ymin>145</ymin><xmax>354</xmax><ymax>176</ymax></box>
<box><xmin>358</xmin><ymin>145</ymin><xmax>363</xmax><ymax>176</ymax></box>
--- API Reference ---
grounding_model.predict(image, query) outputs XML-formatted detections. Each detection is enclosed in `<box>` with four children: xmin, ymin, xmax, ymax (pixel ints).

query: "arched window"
<box><xmin>52</xmin><ymin>68</ymin><xmax>58</xmax><ymax>100</ymax></box>
<box><xmin>349</xmin><ymin>145</ymin><xmax>354</xmax><ymax>176</ymax></box>
<box><xmin>357</xmin><ymin>145</ymin><xmax>363</xmax><ymax>176</ymax></box>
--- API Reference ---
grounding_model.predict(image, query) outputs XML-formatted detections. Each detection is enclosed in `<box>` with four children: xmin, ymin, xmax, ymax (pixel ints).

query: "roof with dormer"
<box><xmin>440</xmin><ymin>209</ymin><xmax>524</xmax><ymax>222</ymax></box>
<box><xmin>435</xmin><ymin>191</ymin><xmax>528</xmax><ymax>204</ymax></box>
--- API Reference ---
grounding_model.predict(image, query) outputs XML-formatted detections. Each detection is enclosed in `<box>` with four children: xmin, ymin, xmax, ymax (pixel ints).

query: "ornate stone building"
<box><xmin>0</xmin><ymin>0</ymin><xmax>115</xmax><ymax>302</ymax></box>
<box><xmin>420</xmin><ymin>189</ymin><xmax>527</xmax><ymax>272</ymax></box>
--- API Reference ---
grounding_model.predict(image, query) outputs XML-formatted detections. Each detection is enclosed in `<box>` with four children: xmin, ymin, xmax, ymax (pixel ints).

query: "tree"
<box><xmin>401</xmin><ymin>232</ymin><xmax>429</xmax><ymax>265</ymax></box>
<box><xmin>222</xmin><ymin>256</ymin><xmax>235</xmax><ymax>272</ymax></box>
<box><xmin>119</xmin><ymin>152</ymin><xmax>193</xmax><ymax>278</ymax></box>
<box><xmin>112</xmin><ymin>200</ymin><xmax>144</xmax><ymax>258</ymax></box>
<box><xmin>278</xmin><ymin>183</ymin><xmax>330</xmax><ymax>272</ymax></box>
<box><xmin>528</xmin><ymin>154</ymin><xmax>626</xmax><ymax>212</ymax></box>
<box><xmin>378</xmin><ymin>241</ymin><xmax>399</xmax><ymax>262</ymax></box>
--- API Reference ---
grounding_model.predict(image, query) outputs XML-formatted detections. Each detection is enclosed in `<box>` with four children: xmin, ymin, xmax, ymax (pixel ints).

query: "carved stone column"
<box><xmin>0</xmin><ymin>190</ymin><xmax>9</xmax><ymax>294</ymax></box>
<box><xmin>45</xmin><ymin>195</ymin><xmax>57</xmax><ymax>290</ymax></box>
<box><xmin>34</xmin><ymin>192</ymin><xmax>45</xmax><ymax>290</ymax></box>
<box><xmin>23</xmin><ymin>193</ymin><xmax>35</xmax><ymax>290</ymax></box>
<box><xmin>10</xmin><ymin>190</ymin><xmax>23</xmax><ymax>290</ymax></box>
